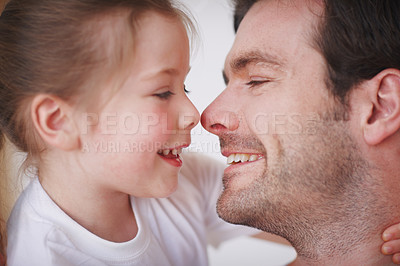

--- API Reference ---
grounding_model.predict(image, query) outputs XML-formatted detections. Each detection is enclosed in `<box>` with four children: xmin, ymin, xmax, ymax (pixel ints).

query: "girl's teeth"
<box><xmin>159</xmin><ymin>148</ymin><xmax>182</xmax><ymax>157</ymax></box>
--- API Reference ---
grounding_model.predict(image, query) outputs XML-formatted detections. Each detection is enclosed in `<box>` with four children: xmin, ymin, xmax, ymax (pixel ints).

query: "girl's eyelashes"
<box><xmin>154</xmin><ymin>91</ymin><xmax>175</xmax><ymax>100</ymax></box>
<box><xmin>154</xmin><ymin>84</ymin><xmax>189</xmax><ymax>100</ymax></box>
<box><xmin>184</xmin><ymin>84</ymin><xmax>190</xmax><ymax>94</ymax></box>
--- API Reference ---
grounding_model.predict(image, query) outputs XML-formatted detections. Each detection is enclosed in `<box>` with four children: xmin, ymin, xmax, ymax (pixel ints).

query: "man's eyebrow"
<box><xmin>222</xmin><ymin>51</ymin><xmax>284</xmax><ymax>85</ymax></box>
<box><xmin>230</xmin><ymin>50</ymin><xmax>284</xmax><ymax>73</ymax></box>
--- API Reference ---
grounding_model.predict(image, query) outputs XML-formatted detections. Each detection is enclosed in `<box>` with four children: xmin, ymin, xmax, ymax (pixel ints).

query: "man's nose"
<box><xmin>201</xmin><ymin>91</ymin><xmax>239</xmax><ymax>135</ymax></box>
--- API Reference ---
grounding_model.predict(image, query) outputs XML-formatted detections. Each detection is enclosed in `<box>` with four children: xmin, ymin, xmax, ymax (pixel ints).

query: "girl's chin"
<box><xmin>156</xmin><ymin>178</ymin><xmax>179</xmax><ymax>198</ymax></box>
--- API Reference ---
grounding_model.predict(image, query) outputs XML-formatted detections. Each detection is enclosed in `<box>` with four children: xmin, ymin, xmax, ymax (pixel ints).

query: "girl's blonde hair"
<box><xmin>0</xmin><ymin>0</ymin><xmax>195</xmax><ymax>261</ymax></box>
<box><xmin>0</xmin><ymin>136</ymin><xmax>19</xmax><ymax>264</ymax></box>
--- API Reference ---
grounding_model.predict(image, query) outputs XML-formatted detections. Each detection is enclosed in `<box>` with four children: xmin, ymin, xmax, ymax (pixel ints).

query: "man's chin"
<box><xmin>216</xmin><ymin>188</ymin><xmax>256</xmax><ymax>226</ymax></box>
<box><xmin>217</xmin><ymin>167</ymin><xmax>272</xmax><ymax>228</ymax></box>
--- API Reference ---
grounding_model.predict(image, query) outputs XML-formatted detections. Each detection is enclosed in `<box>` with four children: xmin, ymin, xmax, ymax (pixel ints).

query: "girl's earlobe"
<box><xmin>31</xmin><ymin>95</ymin><xmax>80</xmax><ymax>151</ymax></box>
<box><xmin>363</xmin><ymin>69</ymin><xmax>400</xmax><ymax>145</ymax></box>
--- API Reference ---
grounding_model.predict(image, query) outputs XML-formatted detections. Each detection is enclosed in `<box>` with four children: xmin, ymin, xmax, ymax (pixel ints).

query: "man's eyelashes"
<box><xmin>246</xmin><ymin>80</ymin><xmax>270</xmax><ymax>87</ymax></box>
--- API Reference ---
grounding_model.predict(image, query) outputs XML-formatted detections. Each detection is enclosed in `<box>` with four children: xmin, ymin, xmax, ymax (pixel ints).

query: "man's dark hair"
<box><xmin>233</xmin><ymin>0</ymin><xmax>256</xmax><ymax>32</ymax></box>
<box><xmin>233</xmin><ymin>0</ymin><xmax>400</xmax><ymax>103</ymax></box>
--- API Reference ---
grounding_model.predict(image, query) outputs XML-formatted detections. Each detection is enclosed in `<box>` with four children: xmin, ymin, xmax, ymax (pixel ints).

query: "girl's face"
<box><xmin>78</xmin><ymin>11</ymin><xmax>199</xmax><ymax>198</ymax></box>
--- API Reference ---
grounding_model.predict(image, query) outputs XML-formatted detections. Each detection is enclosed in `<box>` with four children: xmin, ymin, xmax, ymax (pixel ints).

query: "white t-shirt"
<box><xmin>7</xmin><ymin>153</ymin><xmax>258</xmax><ymax>266</ymax></box>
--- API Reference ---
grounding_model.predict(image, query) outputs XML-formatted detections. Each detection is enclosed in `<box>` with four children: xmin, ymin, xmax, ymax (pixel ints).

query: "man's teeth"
<box><xmin>227</xmin><ymin>154</ymin><xmax>260</xmax><ymax>164</ymax></box>
<box><xmin>159</xmin><ymin>148</ymin><xmax>182</xmax><ymax>156</ymax></box>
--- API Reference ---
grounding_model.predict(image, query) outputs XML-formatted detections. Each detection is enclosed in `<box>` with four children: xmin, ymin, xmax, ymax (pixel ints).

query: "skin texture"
<box><xmin>202</xmin><ymin>0</ymin><xmax>400</xmax><ymax>264</ymax></box>
<box><xmin>33</xmin><ymin>11</ymin><xmax>199</xmax><ymax>242</ymax></box>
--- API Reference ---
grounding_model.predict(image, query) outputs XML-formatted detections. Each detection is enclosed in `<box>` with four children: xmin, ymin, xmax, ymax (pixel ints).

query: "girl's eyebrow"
<box><xmin>142</xmin><ymin>68</ymin><xmax>179</xmax><ymax>80</ymax></box>
<box><xmin>142</xmin><ymin>66</ymin><xmax>191</xmax><ymax>80</ymax></box>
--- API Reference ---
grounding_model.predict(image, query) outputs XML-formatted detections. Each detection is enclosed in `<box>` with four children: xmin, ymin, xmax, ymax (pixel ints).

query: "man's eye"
<box><xmin>245</xmin><ymin>80</ymin><xmax>269</xmax><ymax>87</ymax></box>
<box><xmin>154</xmin><ymin>91</ymin><xmax>175</xmax><ymax>100</ymax></box>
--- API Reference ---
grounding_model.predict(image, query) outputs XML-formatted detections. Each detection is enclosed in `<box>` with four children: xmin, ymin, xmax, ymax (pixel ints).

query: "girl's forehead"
<box><xmin>129</xmin><ymin>12</ymin><xmax>189</xmax><ymax>67</ymax></box>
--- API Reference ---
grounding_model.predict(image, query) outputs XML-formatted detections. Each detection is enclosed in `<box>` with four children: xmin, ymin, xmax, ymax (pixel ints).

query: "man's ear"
<box><xmin>363</xmin><ymin>69</ymin><xmax>400</xmax><ymax>145</ymax></box>
<box><xmin>31</xmin><ymin>95</ymin><xmax>80</xmax><ymax>151</ymax></box>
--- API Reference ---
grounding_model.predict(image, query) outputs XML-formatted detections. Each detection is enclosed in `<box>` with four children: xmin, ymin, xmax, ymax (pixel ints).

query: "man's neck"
<box><xmin>287</xmin><ymin>225</ymin><xmax>394</xmax><ymax>265</ymax></box>
<box><xmin>290</xmin><ymin>252</ymin><xmax>393</xmax><ymax>266</ymax></box>
<box><xmin>276</xmin><ymin>165</ymin><xmax>400</xmax><ymax>265</ymax></box>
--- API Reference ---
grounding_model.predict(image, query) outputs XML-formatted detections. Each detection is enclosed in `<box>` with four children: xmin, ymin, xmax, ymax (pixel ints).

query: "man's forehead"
<box><xmin>238</xmin><ymin>0</ymin><xmax>323</xmax><ymax>34</ymax></box>
<box><xmin>249</xmin><ymin>0</ymin><xmax>324</xmax><ymax>11</ymax></box>
<box><xmin>226</xmin><ymin>0</ymin><xmax>323</xmax><ymax>70</ymax></box>
<box><xmin>241</xmin><ymin>0</ymin><xmax>323</xmax><ymax>32</ymax></box>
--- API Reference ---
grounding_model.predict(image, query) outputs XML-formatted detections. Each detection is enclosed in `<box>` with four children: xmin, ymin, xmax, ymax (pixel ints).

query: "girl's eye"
<box><xmin>154</xmin><ymin>91</ymin><xmax>175</xmax><ymax>100</ymax></box>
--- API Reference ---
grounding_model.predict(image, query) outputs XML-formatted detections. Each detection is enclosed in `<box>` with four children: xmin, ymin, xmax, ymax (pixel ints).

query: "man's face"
<box><xmin>201</xmin><ymin>0</ymin><xmax>366</xmax><ymax>242</ymax></box>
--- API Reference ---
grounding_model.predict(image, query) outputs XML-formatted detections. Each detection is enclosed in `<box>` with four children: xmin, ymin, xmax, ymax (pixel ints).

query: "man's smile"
<box><xmin>226</xmin><ymin>153</ymin><xmax>264</xmax><ymax>165</ymax></box>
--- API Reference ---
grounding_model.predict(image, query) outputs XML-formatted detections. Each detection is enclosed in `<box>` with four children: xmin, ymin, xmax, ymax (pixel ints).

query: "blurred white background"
<box><xmin>180</xmin><ymin>0</ymin><xmax>296</xmax><ymax>265</ymax></box>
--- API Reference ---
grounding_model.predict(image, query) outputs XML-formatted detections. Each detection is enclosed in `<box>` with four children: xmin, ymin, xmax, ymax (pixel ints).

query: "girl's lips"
<box><xmin>158</xmin><ymin>153</ymin><xmax>183</xmax><ymax>167</ymax></box>
<box><xmin>156</xmin><ymin>143</ymin><xmax>189</xmax><ymax>167</ymax></box>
